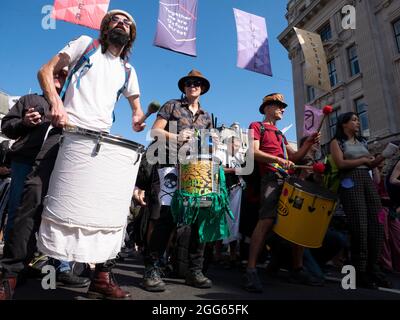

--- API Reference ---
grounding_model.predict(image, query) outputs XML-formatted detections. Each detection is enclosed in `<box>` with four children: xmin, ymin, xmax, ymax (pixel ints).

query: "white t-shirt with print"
<box><xmin>60</xmin><ymin>35</ymin><xmax>140</xmax><ymax>132</ymax></box>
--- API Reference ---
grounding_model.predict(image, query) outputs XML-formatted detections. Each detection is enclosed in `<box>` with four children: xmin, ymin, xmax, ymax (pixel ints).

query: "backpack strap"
<box><xmin>259</xmin><ymin>123</ymin><xmax>288</xmax><ymax>159</ymax></box>
<box><xmin>258</xmin><ymin>122</ymin><xmax>265</xmax><ymax>145</ymax></box>
<box><xmin>116</xmin><ymin>61</ymin><xmax>131</xmax><ymax>101</ymax></box>
<box><xmin>60</xmin><ymin>38</ymin><xmax>100</xmax><ymax>100</ymax></box>
<box><xmin>258</xmin><ymin>122</ymin><xmax>289</xmax><ymax>175</ymax></box>
<box><xmin>112</xmin><ymin>61</ymin><xmax>132</xmax><ymax>123</ymax></box>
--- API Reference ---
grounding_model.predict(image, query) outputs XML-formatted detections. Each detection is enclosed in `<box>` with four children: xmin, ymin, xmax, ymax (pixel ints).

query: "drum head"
<box><xmin>287</xmin><ymin>177</ymin><xmax>337</xmax><ymax>201</ymax></box>
<box><xmin>185</xmin><ymin>154</ymin><xmax>221</xmax><ymax>164</ymax></box>
<box><xmin>102</xmin><ymin>134</ymin><xmax>145</xmax><ymax>152</ymax></box>
<box><xmin>63</xmin><ymin>126</ymin><xmax>144</xmax><ymax>153</ymax></box>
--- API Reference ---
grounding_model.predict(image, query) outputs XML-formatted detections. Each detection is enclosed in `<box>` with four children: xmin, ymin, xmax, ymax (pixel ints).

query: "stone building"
<box><xmin>278</xmin><ymin>0</ymin><xmax>400</xmax><ymax>154</ymax></box>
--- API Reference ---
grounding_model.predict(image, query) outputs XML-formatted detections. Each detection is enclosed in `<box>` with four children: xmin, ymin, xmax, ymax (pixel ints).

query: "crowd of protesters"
<box><xmin>1</xmin><ymin>8</ymin><xmax>400</xmax><ymax>300</ymax></box>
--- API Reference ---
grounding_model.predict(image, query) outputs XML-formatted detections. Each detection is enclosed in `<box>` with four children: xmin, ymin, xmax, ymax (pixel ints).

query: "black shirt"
<box><xmin>1</xmin><ymin>94</ymin><xmax>51</xmax><ymax>165</ymax></box>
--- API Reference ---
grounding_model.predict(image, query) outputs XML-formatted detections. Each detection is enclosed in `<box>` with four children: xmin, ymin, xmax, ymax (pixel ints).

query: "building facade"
<box><xmin>279</xmin><ymin>0</ymin><xmax>400</xmax><ymax>154</ymax></box>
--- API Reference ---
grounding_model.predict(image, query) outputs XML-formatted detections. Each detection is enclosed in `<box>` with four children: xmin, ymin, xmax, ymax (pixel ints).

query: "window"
<box><xmin>348</xmin><ymin>45</ymin><xmax>360</xmax><ymax>76</ymax></box>
<box><xmin>393</xmin><ymin>19</ymin><xmax>400</xmax><ymax>53</ymax></box>
<box><xmin>328</xmin><ymin>107</ymin><xmax>339</xmax><ymax>139</ymax></box>
<box><xmin>327</xmin><ymin>59</ymin><xmax>338</xmax><ymax>87</ymax></box>
<box><xmin>306</xmin><ymin>85</ymin><xmax>315</xmax><ymax>102</ymax></box>
<box><xmin>319</xmin><ymin>23</ymin><xmax>332</xmax><ymax>42</ymax></box>
<box><xmin>354</xmin><ymin>97</ymin><xmax>369</xmax><ymax>137</ymax></box>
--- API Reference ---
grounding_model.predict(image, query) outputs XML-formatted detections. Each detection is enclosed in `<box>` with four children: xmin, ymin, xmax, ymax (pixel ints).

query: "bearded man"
<box><xmin>0</xmin><ymin>9</ymin><xmax>145</xmax><ymax>300</ymax></box>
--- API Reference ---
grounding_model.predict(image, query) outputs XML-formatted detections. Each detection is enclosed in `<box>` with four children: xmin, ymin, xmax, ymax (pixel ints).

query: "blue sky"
<box><xmin>0</xmin><ymin>0</ymin><xmax>296</xmax><ymax>146</ymax></box>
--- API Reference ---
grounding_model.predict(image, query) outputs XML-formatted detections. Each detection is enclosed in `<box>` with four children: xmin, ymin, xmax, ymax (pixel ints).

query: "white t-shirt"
<box><xmin>60</xmin><ymin>35</ymin><xmax>140</xmax><ymax>132</ymax></box>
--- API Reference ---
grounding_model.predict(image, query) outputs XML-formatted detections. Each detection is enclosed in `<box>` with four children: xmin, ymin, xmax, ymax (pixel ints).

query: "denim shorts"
<box><xmin>259</xmin><ymin>172</ymin><xmax>284</xmax><ymax>219</ymax></box>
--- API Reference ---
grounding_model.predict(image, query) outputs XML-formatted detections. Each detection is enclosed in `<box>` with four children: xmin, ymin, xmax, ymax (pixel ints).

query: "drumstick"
<box><xmin>271</xmin><ymin>163</ymin><xmax>326</xmax><ymax>173</ymax></box>
<box><xmin>211</xmin><ymin>113</ymin><xmax>215</xmax><ymax>129</ymax></box>
<box><xmin>293</xmin><ymin>163</ymin><xmax>326</xmax><ymax>173</ymax></box>
<box><xmin>138</xmin><ymin>101</ymin><xmax>161</xmax><ymax>125</ymax></box>
<box><xmin>316</xmin><ymin>105</ymin><xmax>334</xmax><ymax>133</ymax></box>
<box><xmin>292</xmin><ymin>165</ymin><xmax>313</xmax><ymax>170</ymax></box>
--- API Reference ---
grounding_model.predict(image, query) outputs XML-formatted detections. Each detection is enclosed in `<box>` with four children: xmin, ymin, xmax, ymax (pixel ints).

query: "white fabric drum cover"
<box><xmin>38</xmin><ymin>131</ymin><xmax>142</xmax><ymax>262</ymax></box>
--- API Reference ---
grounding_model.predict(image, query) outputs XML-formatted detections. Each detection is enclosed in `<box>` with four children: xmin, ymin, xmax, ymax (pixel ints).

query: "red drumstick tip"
<box><xmin>313</xmin><ymin>162</ymin><xmax>326</xmax><ymax>173</ymax></box>
<box><xmin>323</xmin><ymin>105</ymin><xmax>334</xmax><ymax>115</ymax></box>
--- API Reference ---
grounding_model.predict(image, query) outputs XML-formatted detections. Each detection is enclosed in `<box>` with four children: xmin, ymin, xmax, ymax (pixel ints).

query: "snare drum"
<box><xmin>273</xmin><ymin>178</ymin><xmax>337</xmax><ymax>248</ymax></box>
<box><xmin>40</xmin><ymin>126</ymin><xmax>144</xmax><ymax>261</ymax></box>
<box><xmin>178</xmin><ymin>154</ymin><xmax>220</xmax><ymax>207</ymax></box>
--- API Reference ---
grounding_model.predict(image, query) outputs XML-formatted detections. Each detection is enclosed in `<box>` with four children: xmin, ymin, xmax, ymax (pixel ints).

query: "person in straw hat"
<box><xmin>0</xmin><ymin>9</ymin><xmax>144</xmax><ymax>300</ymax></box>
<box><xmin>243</xmin><ymin>93</ymin><xmax>321</xmax><ymax>293</ymax></box>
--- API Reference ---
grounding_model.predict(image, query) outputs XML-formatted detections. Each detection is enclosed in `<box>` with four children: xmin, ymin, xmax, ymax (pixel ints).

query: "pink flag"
<box><xmin>303</xmin><ymin>105</ymin><xmax>323</xmax><ymax>136</ymax></box>
<box><xmin>52</xmin><ymin>0</ymin><xmax>110</xmax><ymax>30</ymax></box>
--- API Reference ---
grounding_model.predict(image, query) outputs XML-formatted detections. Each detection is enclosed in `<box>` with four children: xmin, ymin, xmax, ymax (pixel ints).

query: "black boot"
<box><xmin>142</xmin><ymin>266</ymin><xmax>166</xmax><ymax>292</ymax></box>
<box><xmin>185</xmin><ymin>270</ymin><xmax>212</xmax><ymax>288</ymax></box>
<box><xmin>56</xmin><ymin>270</ymin><xmax>90</xmax><ymax>288</ymax></box>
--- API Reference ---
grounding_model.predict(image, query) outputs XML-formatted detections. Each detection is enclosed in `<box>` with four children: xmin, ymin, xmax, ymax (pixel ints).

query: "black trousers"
<box><xmin>1</xmin><ymin>129</ymin><xmax>61</xmax><ymax>277</ymax></box>
<box><xmin>0</xmin><ymin>128</ymin><xmax>112</xmax><ymax>277</ymax></box>
<box><xmin>340</xmin><ymin>168</ymin><xmax>384</xmax><ymax>273</ymax></box>
<box><xmin>145</xmin><ymin>205</ymin><xmax>205</xmax><ymax>273</ymax></box>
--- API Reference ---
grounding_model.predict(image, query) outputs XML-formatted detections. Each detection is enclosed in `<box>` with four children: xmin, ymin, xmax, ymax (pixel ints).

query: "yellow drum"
<box><xmin>273</xmin><ymin>178</ymin><xmax>337</xmax><ymax>248</ymax></box>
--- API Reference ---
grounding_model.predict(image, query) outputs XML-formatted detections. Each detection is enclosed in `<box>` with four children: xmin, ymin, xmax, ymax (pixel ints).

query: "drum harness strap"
<box><xmin>59</xmin><ymin>38</ymin><xmax>131</xmax><ymax>123</ymax></box>
<box><xmin>258</xmin><ymin>122</ymin><xmax>289</xmax><ymax>178</ymax></box>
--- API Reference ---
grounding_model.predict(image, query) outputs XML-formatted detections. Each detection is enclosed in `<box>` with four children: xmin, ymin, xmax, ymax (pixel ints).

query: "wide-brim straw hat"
<box><xmin>259</xmin><ymin>93</ymin><xmax>288</xmax><ymax>114</ymax></box>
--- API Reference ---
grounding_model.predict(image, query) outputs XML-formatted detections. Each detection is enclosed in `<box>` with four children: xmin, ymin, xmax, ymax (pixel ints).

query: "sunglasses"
<box><xmin>185</xmin><ymin>80</ymin><xmax>202</xmax><ymax>87</ymax></box>
<box><xmin>111</xmin><ymin>15</ymin><xmax>132</xmax><ymax>27</ymax></box>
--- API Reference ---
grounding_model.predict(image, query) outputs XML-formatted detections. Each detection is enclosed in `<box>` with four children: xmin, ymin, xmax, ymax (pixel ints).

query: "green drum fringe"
<box><xmin>171</xmin><ymin>166</ymin><xmax>234</xmax><ymax>243</ymax></box>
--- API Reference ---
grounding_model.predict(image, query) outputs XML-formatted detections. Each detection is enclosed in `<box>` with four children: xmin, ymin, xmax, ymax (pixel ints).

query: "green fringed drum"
<box><xmin>179</xmin><ymin>154</ymin><xmax>220</xmax><ymax>207</ymax></box>
<box><xmin>171</xmin><ymin>155</ymin><xmax>233</xmax><ymax>243</ymax></box>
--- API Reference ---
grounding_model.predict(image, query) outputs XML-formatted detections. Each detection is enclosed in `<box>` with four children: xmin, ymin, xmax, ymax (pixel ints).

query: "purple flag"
<box><xmin>233</xmin><ymin>8</ymin><xmax>272</xmax><ymax>76</ymax></box>
<box><xmin>153</xmin><ymin>0</ymin><xmax>197</xmax><ymax>57</ymax></box>
<box><xmin>303</xmin><ymin>105</ymin><xmax>323</xmax><ymax>136</ymax></box>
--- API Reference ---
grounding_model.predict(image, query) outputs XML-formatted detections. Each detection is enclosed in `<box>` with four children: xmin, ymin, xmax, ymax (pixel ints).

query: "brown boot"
<box><xmin>0</xmin><ymin>277</ymin><xmax>17</xmax><ymax>300</ymax></box>
<box><xmin>87</xmin><ymin>271</ymin><xmax>131</xmax><ymax>300</ymax></box>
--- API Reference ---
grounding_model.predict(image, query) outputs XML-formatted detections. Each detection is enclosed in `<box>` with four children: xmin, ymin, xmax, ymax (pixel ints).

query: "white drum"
<box><xmin>38</xmin><ymin>126</ymin><xmax>144</xmax><ymax>262</ymax></box>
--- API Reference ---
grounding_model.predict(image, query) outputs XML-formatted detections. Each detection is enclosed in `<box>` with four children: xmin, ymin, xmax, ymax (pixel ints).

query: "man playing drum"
<box><xmin>0</xmin><ymin>9</ymin><xmax>145</xmax><ymax>300</ymax></box>
<box><xmin>243</xmin><ymin>93</ymin><xmax>320</xmax><ymax>293</ymax></box>
<box><xmin>142</xmin><ymin>69</ymin><xmax>213</xmax><ymax>292</ymax></box>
